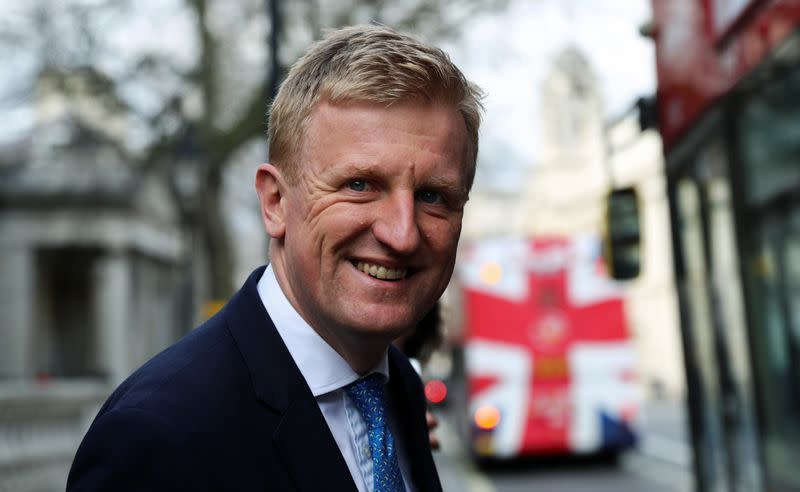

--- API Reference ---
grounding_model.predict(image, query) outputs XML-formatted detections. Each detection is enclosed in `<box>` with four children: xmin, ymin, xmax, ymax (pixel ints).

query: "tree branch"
<box><xmin>188</xmin><ymin>0</ymin><xmax>218</xmax><ymax>136</ymax></box>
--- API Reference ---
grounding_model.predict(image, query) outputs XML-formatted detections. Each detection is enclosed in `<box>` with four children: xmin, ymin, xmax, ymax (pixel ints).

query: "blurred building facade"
<box><xmin>643</xmin><ymin>3</ymin><xmax>800</xmax><ymax>488</ymax></box>
<box><xmin>0</xmin><ymin>70</ymin><xmax>195</xmax><ymax>491</ymax></box>
<box><xmin>460</xmin><ymin>46</ymin><xmax>685</xmax><ymax>400</ymax></box>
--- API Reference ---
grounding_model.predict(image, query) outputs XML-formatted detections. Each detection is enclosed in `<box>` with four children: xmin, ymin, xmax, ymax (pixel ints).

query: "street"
<box><xmin>432</xmin><ymin>399</ymin><xmax>693</xmax><ymax>492</ymax></box>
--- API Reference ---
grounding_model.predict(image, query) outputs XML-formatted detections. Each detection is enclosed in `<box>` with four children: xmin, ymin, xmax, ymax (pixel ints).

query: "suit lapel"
<box><xmin>223</xmin><ymin>267</ymin><xmax>358</xmax><ymax>492</ymax></box>
<box><xmin>272</xmin><ymin>380</ymin><xmax>357</xmax><ymax>492</ymax></box>
<box><xmin>388</xmin><ymin>348</ymin><xmax>443</xmax><ymax>492</ymax></box>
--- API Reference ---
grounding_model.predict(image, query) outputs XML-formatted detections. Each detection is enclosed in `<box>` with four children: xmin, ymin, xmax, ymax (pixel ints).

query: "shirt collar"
<box><xmin>257</xmin><ymin>264</ymin><xmax>389</xmax><ymax>396</ymax></box>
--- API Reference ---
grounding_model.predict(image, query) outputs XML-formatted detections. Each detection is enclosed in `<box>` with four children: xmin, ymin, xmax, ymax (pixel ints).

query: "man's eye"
<box><xmin>347</xmin><ymin>179</ymin><xmax>368</xmax><ymax>192</ymax></box>
<box><xmin>417</xmin><ymin>190</ymin><xmax>443</xmax><ymax>204</ymax></box>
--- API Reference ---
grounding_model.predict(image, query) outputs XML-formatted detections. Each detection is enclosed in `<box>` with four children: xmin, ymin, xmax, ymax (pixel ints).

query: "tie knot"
<box><xmin>345</xmin><ymin>373</ymin><xmax>387</xmax><ymax>427</ymax></box>
<box><xmin>347</xmin><ymin>372</ymin><xmax>384</xmax><ymax>392</ymax></box>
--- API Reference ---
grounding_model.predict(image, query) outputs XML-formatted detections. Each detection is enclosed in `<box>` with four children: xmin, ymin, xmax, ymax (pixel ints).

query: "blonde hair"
<box><xmin>268</xmin><ymin>24</ymin><xmax>484</xmax><ymax>189</ymax></box>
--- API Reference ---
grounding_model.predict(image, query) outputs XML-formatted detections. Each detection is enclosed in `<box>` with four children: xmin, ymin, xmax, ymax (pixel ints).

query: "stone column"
<box><xmin>0</xmin><ymin>247</ymin><xmax>34</xmax><ymax>379</ymax></box>
<box><xmin>92</xmin><ymin>250</ymin><xmax>131</xmax><ymax>384</ymax></box>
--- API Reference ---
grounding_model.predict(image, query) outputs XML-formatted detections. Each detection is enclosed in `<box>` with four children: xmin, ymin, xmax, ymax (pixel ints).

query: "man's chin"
<box><xmin>340</xmin><ymin>309</ymin><xmax>418</xmax><ymax>340</ymax></box>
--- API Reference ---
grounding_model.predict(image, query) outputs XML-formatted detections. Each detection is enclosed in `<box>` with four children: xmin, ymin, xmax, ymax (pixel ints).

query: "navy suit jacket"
<box><xmin>67</xmin><ymin>266</ymin><xmax>442</xmax><ymax>491</ymax></box>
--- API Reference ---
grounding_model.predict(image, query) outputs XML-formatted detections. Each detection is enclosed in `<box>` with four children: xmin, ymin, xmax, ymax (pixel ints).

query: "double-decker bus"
<box><xmin>606</xmin><ymin>1</ymin><xmax>800</xmax><ymax>490</ymax></box>
<box><xmin>457</xmin><ymin>235</ymin><xmax>639</xmax><ymax>460</ymax></box>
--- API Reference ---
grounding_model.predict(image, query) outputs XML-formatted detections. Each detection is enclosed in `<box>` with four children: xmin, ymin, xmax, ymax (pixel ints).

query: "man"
<box><xmin>67</xmin><ymin>24</ymin><xmax>482</xmax><ymax>491</ymax></box>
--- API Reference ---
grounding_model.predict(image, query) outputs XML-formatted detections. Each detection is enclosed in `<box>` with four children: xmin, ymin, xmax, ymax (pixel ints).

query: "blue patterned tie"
<box><xmin>345</xmin><ymin>373</ymin><xmax>405</xmax><ymax>492</ymax></box>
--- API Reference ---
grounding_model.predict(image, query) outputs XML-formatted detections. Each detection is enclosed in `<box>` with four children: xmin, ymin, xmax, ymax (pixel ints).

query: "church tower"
<box><xmin>517</xmin><ymin>45</ymin><xmax>609</xmax><ymax>235</ymax></box>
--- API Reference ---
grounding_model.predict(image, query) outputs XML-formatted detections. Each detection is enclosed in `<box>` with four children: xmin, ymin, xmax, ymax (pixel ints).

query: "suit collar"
<box><xmin>224</xmin><ymin>267</ymin><xmax>439</xmax><ymax>492</ymax></box>
<box><xmin>223</xmin><ymin>266</ymin><xmax>295</xmax><ymax>410</ymax></box>
<box><xmin>223</xmin><ymin>266</ymin><xmax>358</xmax><ymax>492</ymax></box>
<box><xmin>272</xmin><ymin>386</ymin><xmax>359</xmax><ymax>492</ymax></box>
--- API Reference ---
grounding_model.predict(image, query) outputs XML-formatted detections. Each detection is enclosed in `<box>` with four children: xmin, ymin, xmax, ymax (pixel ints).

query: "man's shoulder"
<box><xmin>102</xmin><ymin>266</ymin><xmax>273</xmax><ymax>417</ymax></box>
<box><xmin>101</xmin><ymin>314</ymin><xmax>248</xmax><ymax>420</ymax></box>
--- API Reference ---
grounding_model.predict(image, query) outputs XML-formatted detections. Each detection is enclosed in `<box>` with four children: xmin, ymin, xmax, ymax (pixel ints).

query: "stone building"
<box><xmin>0</xmin><ymin>71</ymin><xmax>192</xmax><ymax>491</ymax></box>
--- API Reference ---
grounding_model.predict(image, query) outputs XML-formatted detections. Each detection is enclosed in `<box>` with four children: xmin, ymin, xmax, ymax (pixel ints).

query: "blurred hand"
<box><xmin>426</xmin><ymin>410</ymin><xmax>440</xmax><ymax>451</ymax></box>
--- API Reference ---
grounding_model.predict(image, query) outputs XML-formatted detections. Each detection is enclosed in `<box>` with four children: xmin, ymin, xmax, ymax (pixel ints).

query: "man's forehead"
<box><xmin>300</xmin><ymin>100</ymin><xmax>469</xmax><ymax>164</ymax></box>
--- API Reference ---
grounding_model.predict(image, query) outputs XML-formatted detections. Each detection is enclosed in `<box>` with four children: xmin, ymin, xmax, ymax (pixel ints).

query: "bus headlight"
<box><xmin>474</xmin><ymin>405</ymin><xmax>501</xmax><ymax>430</ymax></box>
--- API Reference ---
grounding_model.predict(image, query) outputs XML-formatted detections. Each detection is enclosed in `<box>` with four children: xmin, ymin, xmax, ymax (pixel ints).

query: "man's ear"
<box><xmin>255</xmin><ymin>163</ymin><xmax>286</xmax><ymax>239</ymax></box>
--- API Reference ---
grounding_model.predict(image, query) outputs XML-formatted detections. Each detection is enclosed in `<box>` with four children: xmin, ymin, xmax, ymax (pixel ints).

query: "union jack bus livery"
<box><xmin>457</xmin><ymin>235</ymin><xmax>640</xmax><ymax>458</ymax></box>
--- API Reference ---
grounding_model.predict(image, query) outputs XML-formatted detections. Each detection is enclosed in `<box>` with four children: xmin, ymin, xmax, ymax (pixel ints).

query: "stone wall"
<box><xmin>0</xmin><ymin>381</ymin><xmax>109</xmax><ymax>492</ymax></box>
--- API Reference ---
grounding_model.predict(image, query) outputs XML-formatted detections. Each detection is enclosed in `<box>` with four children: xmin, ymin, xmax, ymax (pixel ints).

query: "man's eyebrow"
<box><xmin>425</xmin><ymin>175</ymin><xmax>460</xmax><ymax>188</ymax></box>
<box><xmin>425</xmin><ymin>175</ymin><xmax>466</xmax><ymax>192</ymax></box>
<box><xmin>424</xmin><ymin>175</ymin><xmax>469</xmax><ymax>202</ymax></box>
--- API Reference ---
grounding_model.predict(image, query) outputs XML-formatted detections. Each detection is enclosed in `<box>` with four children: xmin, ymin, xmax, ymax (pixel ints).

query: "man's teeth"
<box><xmin>355</xmin><ymin>262</ymin><xmax>408</xmax><ymax>280</ymax></box>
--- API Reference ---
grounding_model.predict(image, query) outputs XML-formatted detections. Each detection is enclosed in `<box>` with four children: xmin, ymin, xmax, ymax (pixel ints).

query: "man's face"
<box><xmin>271</xmin><ymin>100</ymin><xmax>468</xmax><ymax>345</ymax></box>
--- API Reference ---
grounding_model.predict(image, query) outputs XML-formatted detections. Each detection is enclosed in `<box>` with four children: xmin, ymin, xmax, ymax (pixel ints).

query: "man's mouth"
<box><xmin>353</xmin><ymin>261</ymin><xmax>408</xmax><ymax>281</ymax></box>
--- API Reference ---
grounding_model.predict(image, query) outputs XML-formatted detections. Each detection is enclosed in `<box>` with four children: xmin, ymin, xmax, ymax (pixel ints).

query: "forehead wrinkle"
<box><xmin>387</xmin><ymin>126</ymin><xmax>456</xmax><ymax>159</ymax></box>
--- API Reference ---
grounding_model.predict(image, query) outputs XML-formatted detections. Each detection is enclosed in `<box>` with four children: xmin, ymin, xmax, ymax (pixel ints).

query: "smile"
<box><xmin>353</xmin><ymin>261</ymin><xmax>408</xmax><ymax>281</ymax></box>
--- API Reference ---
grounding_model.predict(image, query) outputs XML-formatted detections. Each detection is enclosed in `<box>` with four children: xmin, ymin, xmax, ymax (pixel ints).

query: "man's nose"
<box><xmin>373</xmin><ymin>192</ymin><xmax>421</xmax><ymax>255</ymax></box>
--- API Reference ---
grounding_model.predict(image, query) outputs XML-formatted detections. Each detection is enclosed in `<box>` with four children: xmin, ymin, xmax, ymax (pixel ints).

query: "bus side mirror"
<box><xmin>604</xmin><ymin>187</ymin><xmax>642</xmax><ymax>280</ymax></box>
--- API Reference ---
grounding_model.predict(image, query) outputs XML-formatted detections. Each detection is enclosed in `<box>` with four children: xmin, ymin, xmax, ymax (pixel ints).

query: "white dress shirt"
<box><xmin>258</xmin><ymin>265</ymin><xmax>415</xmax><ymax>492</ymax></box>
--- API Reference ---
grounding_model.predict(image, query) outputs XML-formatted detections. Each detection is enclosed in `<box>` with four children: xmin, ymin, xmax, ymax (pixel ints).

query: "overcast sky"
<box><xmin>443</xmin><ymin>0</ymin><xmax>655</xmax><ymax>192</ymax></box>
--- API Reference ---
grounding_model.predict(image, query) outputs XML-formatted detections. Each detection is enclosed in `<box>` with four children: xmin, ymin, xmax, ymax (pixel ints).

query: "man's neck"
<box><xmin>267</xmin><ymin>256</ymin><xmax>394</xmax><ymax>376</ymax></box>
